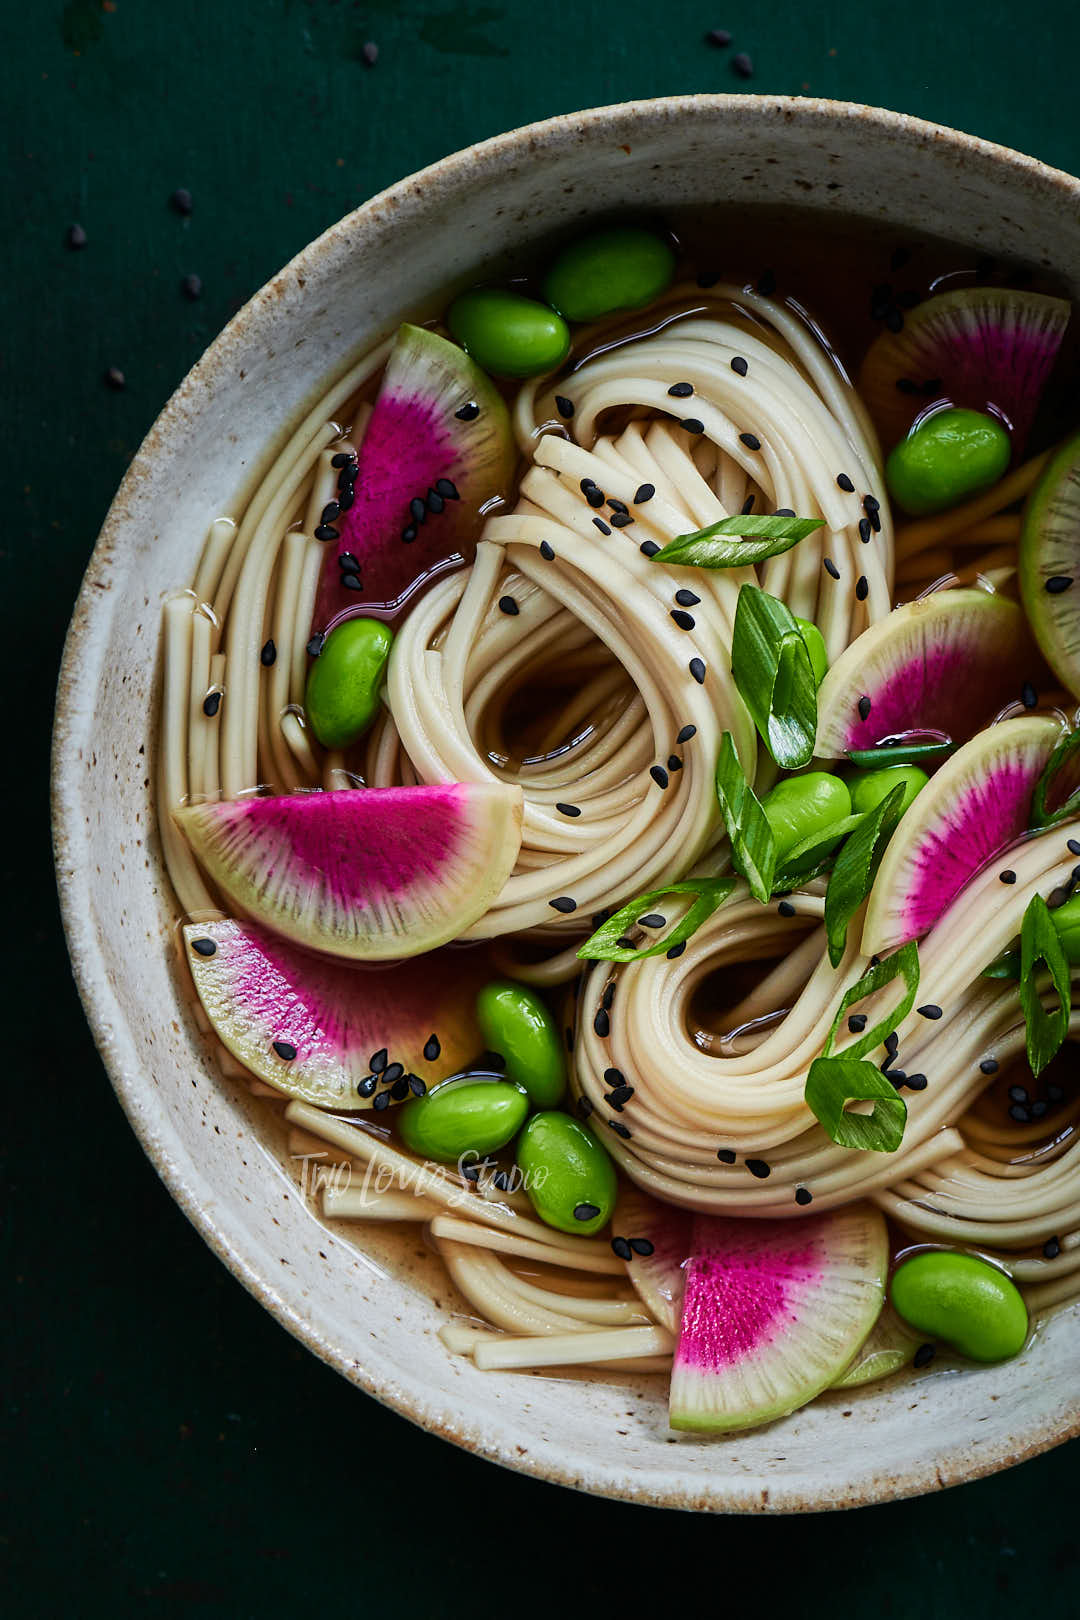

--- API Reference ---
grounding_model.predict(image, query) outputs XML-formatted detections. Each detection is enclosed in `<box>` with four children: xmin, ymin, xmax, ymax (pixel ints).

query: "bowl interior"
<box><xmin>53</xmin><ymin>95</ymin><xmax>1080</xmax><ymax>1511</ymax></box>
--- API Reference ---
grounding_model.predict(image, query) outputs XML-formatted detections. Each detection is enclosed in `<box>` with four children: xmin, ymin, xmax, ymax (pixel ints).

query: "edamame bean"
<box><xmin>886</xmin><ymin>408</ymin><xmax>1011</xmax><ymax>517</ymax></box>
<box><xmin>476</xmin><ymin>980</ymin><xmax>566</xmax><ymax>1107</ymax></box>
<box><xmin>447</xmin><ymin>288</ymin><xmax>570</xmax><ymax>378</ymax></box>
<box><xmin>890</xmin><ymin>1250</ymin><xmax>1028</xmax><ymax>1362</ymax></box>
<box><xmin>795</xmin><ymin>616</ymin><xmax>828</xmax><ymax>686</ymax></box>
<box><xmin>761</xmin><ymin>771</ymin><xmax>852</xmax><ymax>863</ymax></box>
<box><xmin>516</xmin><ymin>1111</ymin><xmax>617</xmax><ymax>1235</ymax></box>
<box><xmin>850</xmin><ymin>763</ymin><xmax>929</xmax><ymax>818</ymax></box>
<box><xmin>543</xmin><ymin>227</ymin><xmax>676</xmax><ymax>323</ymax></box>
<box><xmin>397</xmin><ymin>1077</ymin><xmax>529</xmax><ymax>1165</ymax></box>
<box><xmin>304</xmin><ymin>617</ymin><xmax>393</xmax><ymax>749</ymax></box>
<box><xmin>1051</xmin><ymin>892</ymin><xmax>1080</xmax><ymax>964</ymax></box>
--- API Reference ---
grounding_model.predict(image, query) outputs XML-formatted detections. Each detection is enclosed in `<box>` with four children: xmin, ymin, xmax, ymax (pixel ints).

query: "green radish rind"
<box><xmin>831</xmin><ymin>1305</ymin><xmax>922</xmax><ymax>1389</ymax></box>
<box><xmin>668</xmin><ymin>1203</ymin><xmax>889</xmax><ymax>1433</ymax></box>
<box><xmin>1019</xmin><ymin>431</ymin><xmax>1080</xmax><ymax>699</ymax></box>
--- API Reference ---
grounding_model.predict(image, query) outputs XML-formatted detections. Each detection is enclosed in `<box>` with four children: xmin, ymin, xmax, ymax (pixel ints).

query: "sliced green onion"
<box><xmin>772</xmin><ymin>811</ymin><xmax>867</xmax><ymax>894</ymax></box>
<box><xmin>824</xmin><ymin>942</ymin><xmax>921</xmax><ymax>1064</ymax></box>
<box><xmin>655</xmin><ymin>513</ymin><xmax>825</xmax><ymax>569</ymax></box>
<box><xmin>824</xmin><ymin>784</ymin><xmax>907</xmax><ymax>967</ymax></box>
<box><xmin>1020</xmin><ymin>893</ymin><xmax>1071</xmax><ymax>1077</ymax></box>
<box><xmin>805</xmin><ymin>1055</ymin><xmax>907</xmax><ymax>1153</ymax></box>
<box><xmin>714</xmin><ymin>732</ymin><xmax>776</xmax><ymax>903</ymax></box>
<box><xmin>846</xmin><ymin>742</ymin><xmax>955</xmax><ymax>769</ymax></box>
<box><xmin>577</xmin><ymin>879</ymin><xmax>736</xmax><ymax>963</ymax></box>
<box><xmin>1029</xmin><ymin>726</ymin><xmax>1080</xmax><ymax>831</ymax></box>
<box><xmin>730</xmin><ymin>585</ymin><xmax>817</xmax><ymax>769</ymax></box>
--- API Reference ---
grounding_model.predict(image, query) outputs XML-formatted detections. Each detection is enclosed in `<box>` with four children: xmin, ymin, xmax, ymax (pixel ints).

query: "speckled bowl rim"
<box><xmin>53</xmin><ymin>94</ymin><xmax>1080</xmax><ymax>1512</ymax></box>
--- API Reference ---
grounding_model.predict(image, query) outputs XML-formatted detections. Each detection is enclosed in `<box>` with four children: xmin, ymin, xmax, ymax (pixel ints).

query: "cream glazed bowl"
<box><xmin>53</xmin><ymin>95</ymin><xmax>1080</xmax><ymax>1512</ymax></box>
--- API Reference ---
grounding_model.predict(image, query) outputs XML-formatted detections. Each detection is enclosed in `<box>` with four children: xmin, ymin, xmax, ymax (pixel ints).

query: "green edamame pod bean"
<box><xmin>516</xmin><ymin>1111</ymin><xmax>617</xmax><ymax>1236</ymax></box>
<box><xmin>890</xmin><ymin>1250</ymin><xmax>1028</xmax><ymax>1362</ymax></box>
<box><xmin>304</xmin><ymin>617</ymin><xmax>393</xmax><ymax>749</ymax></box>
<box><xmin>447</xmin><ymin>288</ymin><xmax>570</xmax><ymax>379</ymax></box>
<box><xmin>543</xmin><ymin>227</ymin><xmax>676</xmax><ymax>323</ymax></box>
<box><xmin>761</xmin><ymin>771</ymin><xmax>852</xmax><ymax>863</ymax></box>
<box><xmin>850</xmin><ymin>763</ymin><xmax>929</xmax><ymax>818</ymax></box>
<box><xmin>794</xmin><ymin>616</ymin><xmax>828</xmax><ymax>686</ymax></box>
<box><xmin>476</xmin><ymin>980</ymin><xmax>566</xmax><ymax>1107</ymax></box>
<box><xmin>1051</xmin><ymin>892</ymin><xmax>1080</xmax><ymax>964</ymax></box>
<box><xmin>397</xmin><ymin>1077</ymin><xmax>529</xmax><ymax>1165</ymax></box>
<box><xmin>886</xmin><ymin>408</ymin><xmax>1011</xmax><ymax>517</ymax></box>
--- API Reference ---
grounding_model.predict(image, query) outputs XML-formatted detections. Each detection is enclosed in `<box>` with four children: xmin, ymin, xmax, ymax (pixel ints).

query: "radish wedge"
<box><xmin>669</xmin><ymin>1204</ymin><xmax>888</xmax><ymax>1433</ymax></box>
<box><xmin>175</xmin><ymin>784</ymin><xmax>523</xmax><ymax>960</ymax></box>
<box><xmin>613</xmin><ymin>1183</ymin><xmax>691</xmax><ymax>1334</ymax></box>
<box><xmin>1019</xmin><ymin>432</ymin><xmax>1080</xmax><ymax>699</ymax></box>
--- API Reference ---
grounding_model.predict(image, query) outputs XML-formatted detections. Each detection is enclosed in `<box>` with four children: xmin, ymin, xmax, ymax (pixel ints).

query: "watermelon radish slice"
<box><xmin>613</xmin><ymin>1183</ymin><xmax>691</xmax><ymax>1333</ymax></box>
<box><xmin>1019</xmin><ymin>432</ymin><xmax>1080</xmax><ymax>698</ymax></box>
<box><xmin>861</xmin><ymin>715</ymin><xmax>1060</xmax><ymax>955</ymax></box>
<box><xmin>313</xmin><ymin>324</ymin><xmax>516</xmax><ymax>627</ymax></box>
<box><xmin>668</xmin><ymin>1204</ymin><xmax>888</xmax><ymax>1432</ymax></box>
<box><xmin>174</xmin><ymin>784</ymin><xmax>523</xmax><ymax>960</ymax></box>
<box><xmin>858</xmin><ymin>287</ymin><xmax>1069</xmax><ymax>455</ymax></box>
<box><xmin>183</xmin><ymin>918</ymin><xmax>487</xmax><ymax>1107</ymax></box>
<box><xmin>815</xmin><ymin>590</ymin><xmax>1031</xmax><ymax>759</ymax></box>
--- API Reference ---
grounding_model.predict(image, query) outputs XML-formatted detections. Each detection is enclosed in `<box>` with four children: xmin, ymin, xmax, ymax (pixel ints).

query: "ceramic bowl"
<box><xmin>53</xmin><ymin>95</ymin><xmax>1080</xmax><ymax>1512</ymax></box>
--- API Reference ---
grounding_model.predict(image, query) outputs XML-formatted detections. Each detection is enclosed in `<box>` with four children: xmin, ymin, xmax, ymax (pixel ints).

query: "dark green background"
<box><xmin>6</xmin><ymin>1</ymin><xmax>1078</xmax><ymax>1613</ymax></box>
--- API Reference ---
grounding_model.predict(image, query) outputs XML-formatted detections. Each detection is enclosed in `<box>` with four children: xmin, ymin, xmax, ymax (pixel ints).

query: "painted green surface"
<box><xmin>5</xmin><ymin>1</ymin><xmax>1080</xmax><ymax>1612</ymax></box>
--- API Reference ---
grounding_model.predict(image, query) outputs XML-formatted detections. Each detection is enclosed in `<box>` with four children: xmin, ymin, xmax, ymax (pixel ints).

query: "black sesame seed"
<box><xmin>757</xmin><ymin>268</ymin><xmax>776</xmax><ymax>295</ymax></box>
<box><xmin>314</xmin><ymin>524</ymin><xmax>340</xmax><ymax>542</ymax></box>
<box><xmin>666</xmin><ymin>941</ymin><xmax>686</xmax><ymax>959</ymax></box>
<box><xmin>321</xmin><ymin>502</ymin><xmax>341</xmax><ymax>526</ymax></box>
<box><xmin>1046</xmin><ymin>576</ymin><xmax>1073</xmax><ymax>594</ymax></box>
<box><xmin>856</xmin><ymin>575</ymin><xmax>869</xmax><ymax>601</ymax></box>
<box><xmin>615</xmin><ymin>936</ymin><xmax>637</xmax><ymax>951</ymax></box>
<box><xmin>885</xmin><ymin>1032</ymin><xmax>899</xmax><ymax>1054</ymax></box>
<box><xmin>746</xmin><ymin>1159</ymin><xmax>771</xmax><ymax>1179</ymax></box>
<box><xmin>610</xmin><ymin>1121</ymin><xmax>631</xmax><ymax>1139</ymax></box>
<box><xmin>602</xmin><ymin>983</ymin><xmax>616</xmax><ymax>1012</ymax></box>
<box><xmin>670</xmin><ymin>609</ymin><xmax>696</xmax><ymax>631</ymax></box>
<box><xmin>1008</xmin><ymin>1085</ymin><xmax>1029</xmax><ymax>1104</ymax></box>
<box><xmin>868</xmin><ymin>507</ymin><xmax>882</xmax><ymax>533</ymax></box>
<box><xmin>667</xmin><ymin>755</ymin><xmax>682</xmax><ymax>772</ymax></box>
<box><xmin>539</xmin><ymin>540</ymin><xmax>556</xmax><ymax>561</ymax></box>
<box><xmin>607</xmin><ymin>1084</ymin><xmax>634</xmax><ymax>1108</ymax></box>
<box><xmin>689</xmin><ymin>657</ymin><xmax>706</xmax><ymax>684</ymax></box>
<box><xmin>731</xmin><ymin>356</ymin><xmax>749</xmax><ymax>377</ymax></box>
<box><xmin>1069</xmin><ymin>839</ymin><xmax>1080</xmax><ymax>858</ymax></box>
<box><xmin>610</xmin><ymin>512</ymin><xmax>633</xmax><ymax>528</ymax></box>
<box><xmin>381</xmin><ymin>1061</ymin><xmax>404</xmax><ymax>1086</ymax></box>
<box><xmin>455</xmin><ymin>402</ymin><xmax>480</xmax><ymax>421</ymax></box>
<box><xmin>1009</xmin><ymin>1103</ymin><xmax>1030</xmax><ymax>1123</ymax></box>
<box><xmin>574</xmin><ymin>1202</ymin><xmax>601</xmax><ymax>1221</ymax></box>
<box><xmin>773</xmin><ymin>508</ymin><xmax>796</xmax><ymax>518</ymax></box>
<box><xmin>104</xmin><ymin>366</ymin><xmax>126</xmax><ymax>390</ymax></box>
<box><xmin>306</xmin><ymin>633</ymin><xmax>325</xmax><ymax>658</ymax></box>
<box><xmin>980</xmin><ymin>1058</ymin><xmax>999</xmax><ymax>1075</ymax></box>
<box><xmin>331</xmin><ymin>452</ymin><xmax>353</xmax><ymax>468</ymax></box>
<box><xmin>182</xmin><ymin>273</ymin><xmax>203</xmax><ymax>301</ymax></box>
<box><xmin>585</xmin><ymin>485</ymin><xmax>606</xmax><ymax>508</ymax></box>
<box><xmin>674</xmin><ymin>588</ymin><xmax>701</xmax><ymax>607</ymax></box>
<box><xmin>604</xmin><ymin>1067</ymin><xmax>625</xmax><ymax>1087</ymax></box>
<box><xmin>593</xmin><ymin>517</ymin><xmax>612</xmax><ymax>535</ymax></box>
<box><xmin>594</xmin><ymin>1007</ymin><xmax>611</xmax><ymax>1038</ymax></box>
<box><xmin>423</xmin><ymin>1034</ymin><xmax>441</xmax><ymax>1063</ymax></box>
<box><xmin>717</xmin><ymin>1148</ymin><xmax>737</xmax><ymax>1164</ymax></box>
<box><xmin>337</xmin><ymin>490</ymin><xmax>355</xmax><ymax>512</ymax></box>
<box><xmin>629</xmin><ymin>1237</ymin><xmax>655</xmax><ymax>1256</ymax></box>
<box><xmin>778</xmin><ymin>900</ymin><xmax>796</xmax><ymax>918</ymax></box>
<box><xmin>906</xmin><ymin>1073</ymin><xmax>928</xmax><ymax>1091</ymax></box>
<box><xmin>858</xmin><ymin>695</ymin><xmax>872</xmax><ymax>722</ymax></box>
<box><xmin>824</xmin><ymin>557</ymin><xmax>840</xmax><ymax>580</ymax></box>
<box><xmin>357</xmin><ymin>1076</ymin><xmax>377</xmax><ymax>1098</ymax></box>
<box><xmin>170</xmin><ymin>187</ymin><xmax>193</xmax><ymax>215</ymax></box>
<box><xmin>638</xmin><ymin>914</ymin><xmax>667</xmax><ymax>929</ymax></box>
<box><xmin>836</xmin><ymin>473</ymin><xmax>855</xmax><ymax>493</ymax></box>
<box><xmin>676</xmin><ymin>724</ymin><xmax>697</xmax><ymax>744</ymax></box>
<box><xmin>640</xmin><ymin>540</ymin><xmax>662</xmax><ymax>557</ymax></box>
<box><xmin>918</xmin><ymin>1004</ymin><xmax>943</xmax><ymax>1020</ymax></box>
<box><xmin>491</xmin><ymin>1170</ymin><xmax>510</xmax><ymax>1192</ymax></box>
<box><xmin>260</xmin><ymin>639</ymin><xmax>276</xmax><ymax>667</ymax></box>
<box><xmin>498</xmin><ymin>596</ymin><xmax>520</xmax><ymax>616</ymax></box>
<box><xmin>858</xmin><ymin>517</ymin><xmax>872</xmax><ymax>543</ymax></box>
<box><xmin>369</xmin><ymin>1048</ymin><xmax>388</xmax><ymax>1074</ymax></box>
<box><xmin>634</xmin><ymin>483</ymin><xmax>655</xmax><ymax>504</ymax></box>
<box><xmin>202</xmin><ymin>691</ymin><xmax>221</xmax><ymax>718</ymax></box>
<box><xmin>191</xmin><ymin>937</ymin><xmax>217</xmax><ymax>957</ymax></box>
<box><xmin>556</xmin><ymin>802</ymin><xmax>581</xmax><ymax>817</ymax></box>
<box><xmin>795</xmin><ymin>1187</ymin><xmax>813</xmax><ymax>1206</ymax></box>
<box><xmin>732</xmin><ymin>51</ymin><xmax>754</xmax><ymax>78</ymax></box>
<box><xmin>340</xmin><ymin>573</ymin><xmax>363</xmax><ymax>591</ymax></box>
<box><xmin>864</xmin><ymin>494</ymin><xmax>880</xmax><ymax>512</ymax></box>
<box><xmin>550</xmin><ymin>895</ymin><xmax>577</xmax><ymax>914</ymax></box>
<box><xmin>1044</xmin><ymin>1237</ymin><xmax>1062</xmax><ymax>1260</ymax></box>
<box><xmin>409</xmin><ymin>496</ymin><xmax>427</xmax><ymax>525</ymax></box>
<box><xmin>436</xmin><ymin>478</ymin><xmax>460</xmax><ymax>501</ymax></box>
<box><xmin>1019</xmin><ymin>681</ymin><xmax>1038</xmax><ymax>709</ymax></box>
<box><xmin>681</xmin><ymin>418</ymin><xmax>705</xmax><ymax>435</ymax></box>
<box><xmin>390</xmin><ymin>1076</ymin><xmax>409</xmax><ymax>1101</ymax></box>
<box><xmin>741</xmin><ymin>494</ymin><xmax>756</xmax><ymax>514</ymax></box>
<box><xmin>913</xmin><ymin>1343</ymin><xmax>936</xmax><ymax>1369</ymax></box>
<box><xmin>848</xmin><ymin>1014</ymin><xmax>867</xmax><ymax>1033</ymax></box>
<box><xmin>372</xmin><ymin>1090</ymin><xmax>390</xmax><ymax>1112</ymax></box>
<box><xmin>611</xmin><ymin>1236</ymin><xmax>633</xmax><ymax>1260</ymax></box>
<box><xmin>555</xmin><ymin>395</ymin><xmax>575</xmax><ymax>418</ymax></box>
<box><xmin>338</xmin><ymin>551</ymin><xmax>360</xmax><ymax>571</ymax></box>
<box><xmin>668</xmin><ymin>381</ymin><xmax>694</xmax><ymax>398</ymax></box>
<box><xmin>272</xmin><ymin>1040</ymin><xmax>297</xmax><ymax>1061</ymax></box>
<box><xmin>896</xmin><ymin>377</ymin><xmax>920</xmax><ymax>396</ymax></box>
<box><xmin>426</xmin><ymin>489</ymin><xmax>444</xmax><ymax>515</ymax></box>
<box><xmin>739</xmin><ymin>432</ymin><xmax>761</xmax><ymax>451</ymax></box>
<box><xmin>999</xmin><ymin>870</ymin><xmax>1017</xmax><ymax>885</ymax></box>
<box><xmin>1031</xmin><ymin>1099</ymin><xmax>1049</xmax><ymax>1119</ymax></box>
